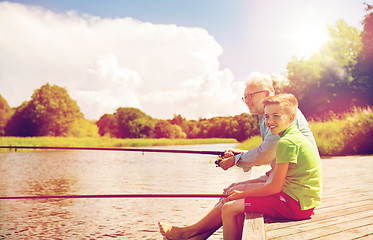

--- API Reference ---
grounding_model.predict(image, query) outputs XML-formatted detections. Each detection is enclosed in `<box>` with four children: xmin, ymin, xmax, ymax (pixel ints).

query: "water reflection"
<box><xmin>0</xmin><ymin>144</ymin><xmax>253</xmax><ymax>239</ymax></box>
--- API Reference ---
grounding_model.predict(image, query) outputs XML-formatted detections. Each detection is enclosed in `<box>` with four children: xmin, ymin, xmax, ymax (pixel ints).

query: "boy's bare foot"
<box><xmin>158</xmin><ymin>222</ymin><xmax>186</xmax><ymax>239</ymax></box>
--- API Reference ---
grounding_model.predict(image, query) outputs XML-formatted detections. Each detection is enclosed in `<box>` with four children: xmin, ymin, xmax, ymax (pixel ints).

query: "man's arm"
<box><xmin>236</xmin><ymin>133</ymin><xmax>278</xmax><ymax>171</ymax></box>
<box><xmin>219</xmin><ymin>131</ymin><xmax>279</xmax><ymax>171</ymax></box>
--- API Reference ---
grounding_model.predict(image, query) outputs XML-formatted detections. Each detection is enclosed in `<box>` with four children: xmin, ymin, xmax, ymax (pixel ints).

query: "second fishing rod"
<box><xmin>0</xmin><ymin>146</ymin><xmax>238</xmax><ymax>167</ymax></box>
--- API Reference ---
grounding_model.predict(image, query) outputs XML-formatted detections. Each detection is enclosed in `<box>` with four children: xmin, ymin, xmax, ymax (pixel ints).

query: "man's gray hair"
<box><xmin>245</xmin><ymin>72</ymin><xmax>275</xmax><ymax>93</ymax></box>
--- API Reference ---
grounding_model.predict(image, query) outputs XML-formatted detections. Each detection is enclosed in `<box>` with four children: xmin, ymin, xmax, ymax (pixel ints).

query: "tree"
<box><xmin>355</xmin><ymin>3</ymin><xmax>373</xmax><ymax>105</ymax></box>
<box><xmin>69</xmin><ymin>118</ymin><xmax>99</xmax><ymax>137</ymax></box>
<box><xmin>6</xmin><ymin>83</ymin><xmax>84</xmax><ymax>136</ymax></box>
<box><xmin>286</xmin><ymin>20</ymin><xmax>362</xmax><ymax>116</ymax></box>
<box><xmin>154</xmin><ymin>120</ymin><xmax>186</xmax><ymax>138</ymax></box>
<box><xmin>0</xmin><ymin>94</ymin><xmax>13</xmax><ymax>136</ymax></box>
<box><xmin>96</xmin><ymin>114</ymin><xmax>119</xmax><ymax>137</ymax></box>
<box><xmin>170</xmin><ymin>114</ymin><xmax>185</xmax><ymax>125</ymax></box>
<box><xmin>114</xmin><ymin>107</ymin><xmax>155</xmax><ymax>138</ymax></box>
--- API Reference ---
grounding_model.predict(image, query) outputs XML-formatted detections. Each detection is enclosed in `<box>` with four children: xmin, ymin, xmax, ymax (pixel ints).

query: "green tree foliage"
<box><xmin>0</xmin><ymin>94</ymin><xmax>13</xmax><ymax>136</ymax></box>
<box><xmin>69</xmin><ymin>118</ymin><xmax>99</xmax><ymax>137</ymax></box>
<box><xmin>355</xmin><ymin>3</ymin><xmax>373</xmax><ymax>105</ymax></box>
<box><xmin>154</xmin><ymin>120</ymin><xmax>186</xmax><ymax>138</ymax></box>
<box><xmin>96</xmin><ymin>110</ymin><xmax>260</xmax><ymax>141</ymax></box>
<box><xmin>97</xmin><ymin>107</ymin><xmax>156</xmax><ymax>138</ymax></box>
<box><xmin>115</xmin><ymin>107</ymin><xmax>156</xmax><ymax>138</ymax></box>
<box><xmin>96</xmin><ymin>114</ymin><xmax>119</xmax><ymax>137</ymax></box>
<box><xmin>285</xmin><ymin>20</ymin><xmax>363</xmax><ymax>116</ymax></box>
<box><xmin>191</xmin><ymin>114</ymin><xmax>259</xmax><ymax>141</ymax></box>
<box><xmin>5</xmin><ymin>83</ymin><xmax>84</xmax><ymax>136</ymax></box>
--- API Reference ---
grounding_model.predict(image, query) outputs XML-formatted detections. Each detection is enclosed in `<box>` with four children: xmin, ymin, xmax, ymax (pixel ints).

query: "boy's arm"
<box><xmin>227</xmin><ymin>162</ymin><xmax>289</xmax><ymax>200</ymax></box>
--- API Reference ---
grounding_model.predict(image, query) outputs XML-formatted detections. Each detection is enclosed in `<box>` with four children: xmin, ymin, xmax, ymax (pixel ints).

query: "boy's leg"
<box><xmin>215</xmin><ymin>181</ymin><xmax>265</xmax><ymax>210</ymax></box>
<box><xmin>222</xmin><ymin>199</ymin><xmax>245</xmax><ymax>240</ymax></box>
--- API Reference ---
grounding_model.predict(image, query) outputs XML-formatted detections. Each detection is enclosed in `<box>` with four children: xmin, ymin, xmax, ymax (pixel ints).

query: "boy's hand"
<box><xmin>219</xmin><ymin>156</ymin><xmax>235</xmax><ymax>170</ymax></box>
<box><xmin>227</xmin><ymin>190</ymin><xmax>244</xmax><ymax>201</ymax></box>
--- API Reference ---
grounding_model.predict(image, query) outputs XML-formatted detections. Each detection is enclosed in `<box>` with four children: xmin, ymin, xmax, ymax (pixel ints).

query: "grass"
<box><xmin>309</xmin><ymin>107</ymin><xmax>373</xmax><ymax>156</ymax></box>
<box><xmin>0</xmin><ymin>137</ymin><xmax>237</xmax><ymax>152</ymax></box>
<box><xmin>236</xmin><ymin>135</ymin><xmax>262</xmax><ymax>151</ymax></box>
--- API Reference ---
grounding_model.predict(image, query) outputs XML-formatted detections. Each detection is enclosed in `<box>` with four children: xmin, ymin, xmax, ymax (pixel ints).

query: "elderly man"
<box><xmin>159</xmin><ymin>72</ymin><xmax>318</xmax><ymax>240</ymax></box>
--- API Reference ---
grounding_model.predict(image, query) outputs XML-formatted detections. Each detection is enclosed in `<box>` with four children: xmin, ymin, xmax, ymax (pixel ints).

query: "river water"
<box><xmin>0</xmin><ymin>144</ymin><xmax>255</xmax><ymax>239</ymax></box>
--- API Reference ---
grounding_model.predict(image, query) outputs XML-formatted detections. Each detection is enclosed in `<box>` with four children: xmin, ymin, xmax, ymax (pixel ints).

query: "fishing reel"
<box><xmin>215</xmin><ymin>156</ymin><xmax>224</xmax><ymax>167</ymax></box>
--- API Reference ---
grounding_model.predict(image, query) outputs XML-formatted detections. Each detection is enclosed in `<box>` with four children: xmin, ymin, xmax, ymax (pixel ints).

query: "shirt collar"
<box><xmin>281</xmin><ymin>126</ymin><xmax>296</xmax><ymax>138</ymax></box>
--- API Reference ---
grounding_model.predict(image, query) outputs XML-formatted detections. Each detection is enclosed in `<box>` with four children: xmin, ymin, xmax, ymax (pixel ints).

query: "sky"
<box><xmin>0</xmin><ymin>0</ymin><xmax>370</xmax><ymax>120</ymax></box>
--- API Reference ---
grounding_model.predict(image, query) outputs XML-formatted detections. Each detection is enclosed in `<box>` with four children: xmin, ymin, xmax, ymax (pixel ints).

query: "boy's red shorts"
<box><xmin>244</xmin><ymin>192</ymin><xmax>314</xmax><ymax>220</ymax></box>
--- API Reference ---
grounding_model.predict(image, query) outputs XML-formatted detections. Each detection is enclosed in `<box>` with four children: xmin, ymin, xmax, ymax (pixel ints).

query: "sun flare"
<box><xmin>290</xmin><ymin>20</ymin><xmax>330</xmax><ymax>58</ymax></box>
<box><xmin>296</xmin><ymin>26</ymin><xmax>329</xmax><ymax>57</ymax></box>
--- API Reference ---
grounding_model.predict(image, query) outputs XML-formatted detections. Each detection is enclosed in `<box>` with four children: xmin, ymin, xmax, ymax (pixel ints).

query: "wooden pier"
<box><xmin>243</xmin><ymin>155</ymin><xmax>373</xmax><ymax>240</ymax></box>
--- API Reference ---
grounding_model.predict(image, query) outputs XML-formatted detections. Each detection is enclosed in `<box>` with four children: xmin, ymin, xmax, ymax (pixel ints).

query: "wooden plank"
<box><xmin>266</xmin><ymin>215</ymin><xmax>373</xmax><ymax>240</ymax></box>
<box><xmin>264</xmin><ymin>156</ymin><xmax>373</xmax><ymax>240</ymax></box>
<box><xmin>265</xmin><ymin>210</ymin><xmax>373</xmax><ymax>239</ymax></box>
<box><xmin>243</xmin><ymin>212</ymin><xmax>265</xmax><ymax>240</ymax></box>
<box><xmin>265</xmin><ymin>201</ymin><xmax>372</xmax><ymax>230</ymax></box>
<box><xmin>315</xmin><ymin>223</ymin><xmax>373</xmax><ymax>240</ymax></box>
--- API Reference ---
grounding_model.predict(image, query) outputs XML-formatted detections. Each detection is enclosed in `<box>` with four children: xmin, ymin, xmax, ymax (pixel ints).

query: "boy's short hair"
<box><xmin>245</xmin><ymin>72</ymin><xmax>275</xmax><ymax>93</ymax></box>
<box><xmin>263</xmin><ymin>93</ymin><xmax>298</xmax><ymax>115</ymax></box>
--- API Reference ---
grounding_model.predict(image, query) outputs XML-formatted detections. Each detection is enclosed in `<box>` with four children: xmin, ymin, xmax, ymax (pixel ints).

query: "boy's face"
<box><xmin>264</xmin><ymin>103</ymin><xmax>295</xmax><ymax>137</ymax></box>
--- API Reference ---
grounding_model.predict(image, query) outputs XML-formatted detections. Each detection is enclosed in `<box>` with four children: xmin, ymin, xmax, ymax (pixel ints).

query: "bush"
<box><xmin>342</xmin><ymin>109</ymin><xmax>373</xmax><ymax>155</ymax></box>
<box><xmin>310</xmin><ymin>106</ymin><xmax>373</xmax><ymax>155</ymax></box>
<box><xmin>310</xmin><ymin>119</ymin><xmax>348</xmax><ymax>155</ymax></box>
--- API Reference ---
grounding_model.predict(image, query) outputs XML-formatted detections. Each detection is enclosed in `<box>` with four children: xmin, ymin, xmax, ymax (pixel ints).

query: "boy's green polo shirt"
<box><xmin>276</xmin><ymin>126</ymin><xmax>322</xmax><ymax>210</ymax></box>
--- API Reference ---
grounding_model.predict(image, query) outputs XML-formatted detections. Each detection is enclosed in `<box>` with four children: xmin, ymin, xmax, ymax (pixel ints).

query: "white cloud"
<box><xmin>0</xmin><ymin>2</ymin><xmax>247</xmax><ymax>120</ymax></box>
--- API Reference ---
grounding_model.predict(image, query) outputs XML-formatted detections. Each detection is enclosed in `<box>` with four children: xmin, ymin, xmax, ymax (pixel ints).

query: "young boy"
<box><xmin>222</xmin><ymin>94</ymin><xmax>322</xmax><ymax>240</ymax></box>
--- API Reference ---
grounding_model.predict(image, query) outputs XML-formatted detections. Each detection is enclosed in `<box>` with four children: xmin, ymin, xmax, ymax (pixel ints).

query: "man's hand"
<box><xmin>227</xmin><ymin>190</ymin><xmax>244</xmax><ymax>201</ymax></box>
<box><xmin>219</xmin><ymin>156</ymin><xmax>236</xmax><ymax>170</ymax></box>
<box><xmin>223</xmin><ymin>148</ymin><xmax>235</xmax><ymax>158</ymax></box>
<box><xmin>224</xmin><ymin>148</ymin><xmax>243</xmax><ymax>157</ymax></box>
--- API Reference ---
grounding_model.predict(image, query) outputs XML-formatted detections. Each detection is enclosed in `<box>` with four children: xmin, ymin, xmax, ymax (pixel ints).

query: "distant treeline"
<box><xmin>96</xmin><ymin>108</ymin><xmax>259</xmax><ymax>141</ymax></box>
<box><xmin>0</xmin><ymin>84</ymin><xmax>259</xmax><ymax>141</ymax></box>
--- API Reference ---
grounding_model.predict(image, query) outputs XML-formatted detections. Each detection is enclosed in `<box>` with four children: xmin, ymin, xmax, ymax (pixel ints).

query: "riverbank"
<box><xmin>0</xmin><ymin>137</ymin><xmax>237</xmax><ymax>152</ymax></box>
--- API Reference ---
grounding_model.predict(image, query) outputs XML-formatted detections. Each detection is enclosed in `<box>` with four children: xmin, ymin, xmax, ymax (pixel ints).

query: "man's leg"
<box><xmin>159</xmin><ymin>180</ymin><xmax>265</xmax><ymax>239</ymax></box>
<box><xmin>159</xmin><ymin>207</ymin><xmax>222</xmax><ymax>239</ymax></box>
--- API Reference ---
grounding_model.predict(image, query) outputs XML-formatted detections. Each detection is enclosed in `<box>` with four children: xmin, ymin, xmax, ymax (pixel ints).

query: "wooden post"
<box><xmin>241</xmin><ymin>166</ymin><xmax>266</xmax><ymax>240</ymax></box>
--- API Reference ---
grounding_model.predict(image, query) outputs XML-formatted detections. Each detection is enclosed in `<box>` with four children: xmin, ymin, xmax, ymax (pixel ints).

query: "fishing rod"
<box><xmin>0</xmin><ymin>145</ymin><xmax>225</xmax><ymax>156</ymax></box>
<box><xmin>0</xmin><ymin>145</ymin><xmax>230</xmax><ymax>166</ymax></box>
<box><xmin>0</xmin><ymin>193</ymin><xmax>228</xmax><ymax>200</ymax></box>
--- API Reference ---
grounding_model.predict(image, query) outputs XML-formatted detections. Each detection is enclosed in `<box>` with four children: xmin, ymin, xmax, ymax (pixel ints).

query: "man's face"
<box><xmin>242</xmin><ymin>84</ymin><xmax>268</xmax><ymax>116</ymax></box>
